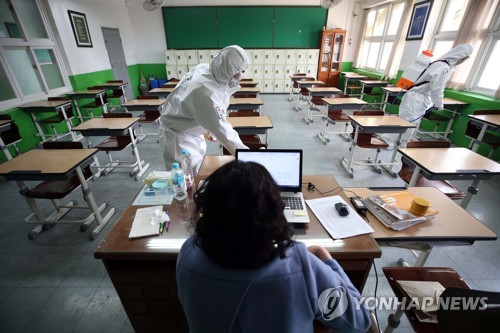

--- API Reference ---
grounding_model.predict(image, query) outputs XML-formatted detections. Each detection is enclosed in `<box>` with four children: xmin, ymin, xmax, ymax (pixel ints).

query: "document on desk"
<box><xmin>129</xmin><ymin>206</ymin><xmax>164</xmax><ymax>239</ymax></box>
<box><xmin>306</xmin><ymin>195</ymin><xmax>374</xmax><ymax>239</ymax></box>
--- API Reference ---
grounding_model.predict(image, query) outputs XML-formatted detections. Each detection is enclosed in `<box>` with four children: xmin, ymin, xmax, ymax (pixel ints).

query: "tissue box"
<box><xmin>143</xmin><ymin>171</ymin><xmax>172</xmax><ymax>187</ymax></box>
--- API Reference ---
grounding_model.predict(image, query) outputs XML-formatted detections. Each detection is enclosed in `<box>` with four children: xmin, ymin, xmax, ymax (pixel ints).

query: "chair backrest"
<box><xmin>0</xmin><ymin>114</ymin><xmax>21</xmax><ymax>146</ymax></box>
<box><xmin>42</xmin><ymin>141</ymin><xmax>84</xmax><ymax>149</ymax></box>
<box><xmin>437</xmin><ymin>287</ymin><xmax>500</xmax><ymax>333</ymax></box>
<box><xmin>406</xmin><ymin>140</ymin><xmax>451</xmax><ymax>149</ymax></box>
<box><xmin>229</xmin><ymin>110</ymin><xmax>260</xmax><ymax>117</ymax></box>
<box><xmin>137</xmin><ymin>95</ymin><xmax>159</xmax><ymax>100</ymax></box>
<box><xmin>103</xmin><ymin>112</ymin><xmax>132</xmax><ymax>119</ymax></box>
<box><xmin>353</xmin><ymin>110</ymin><xmax>384</xmax><ymax>116</ymax></box>
<box><xmin>107</xmin><ymin>80</ymin><xmax>124</xmax><ymax>83</ymax></box>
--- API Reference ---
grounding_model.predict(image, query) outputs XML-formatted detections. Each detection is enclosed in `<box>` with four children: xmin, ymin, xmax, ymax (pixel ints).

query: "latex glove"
<box><xmin>204</xmin><ymin>132</ymin><xmax>217</xmax><ymax>142</ymax></box>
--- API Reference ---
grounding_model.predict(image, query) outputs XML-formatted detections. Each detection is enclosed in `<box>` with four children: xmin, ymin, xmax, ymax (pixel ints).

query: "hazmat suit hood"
<box><xmin>436</xmin><ymin>44</ymin><xmax>473</xmax><ymax>67</ymax></box>
<box><xmin>209</xmin><ymin>45</ymin><xmax>249</xmax><ymax>87</ymax></box>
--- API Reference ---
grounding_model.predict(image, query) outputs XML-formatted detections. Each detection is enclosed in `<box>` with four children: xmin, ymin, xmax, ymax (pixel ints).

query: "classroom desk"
<box><xmin>467</xmin><ymin>114</ymin><xmax>500</xmax><ymax>152</ymax></box>
<box><xmin>72</xmin><ymin>117</ymin><xmax>150</xmax><ymax>180</ymax></box>
<box><xmin>21</xmin><ymin>100</ymin><xmax>81</xmax><ymax>142</ymax></box>
<box><xmin>294</xmin><ymin>80</ymin><xmax>326</xmax><ymax>111</ymax></box>
<box><xmin>288</xmin><ymin>74</ymin><xmax>315</xmax><ymax>102</ymax></box>
<box><xmin>0</xmin><ymin>119</ymin><xmax>14</xmax><ymax>160</ymax></box>
<box><xmin>95</xmin><ymin>81</ymin><xmax>129</xmax><ymax>102</ymax></box>
<box><xmin>398</xmin><ymin>147</ymin><xmax>500</xmax><ymax>209</ymax></box>
<box><xmin>162</xmin><ymin>81</ymin><xmax>178</xmax><ymax>88</ymax></box>
<box><xmin>122</xmin><ymin>98</ymin><xmax>166</xmax><ymax>112</ymax></box>
<box><xmin>238</xmin><ymin>80</ymin><xmax>259</xmax><ymax>87</ymax></box>
<box><xmin>232</xmin><ymin>87</ymin><xmax>260</xmax><ymax>98</ymax></box>
<box><xmin>302</xmin><ymin>87</ymin><xmax>342</xmax><ymax>124</ymax></box>
<box><xmin>228</xmin><ymin>97</ymin><xmax>264</xmax><ymax>111</ymax></box>
<box><xmin>0</xmin><ymin>149</ymin><xmax>115</xmax><ymax>241</ymax></box>
<box><xmin>66</xmin><ymin>89</ymin><xmax>108</xmax><ymax>121</ymax></box>
<box><xmin>148</xmin><ymin>87</ymin><xmax>174</xmax><ymax>98</ymax></box>
<box><xmin>341</xmin><ymin>115</ymin><xmax>415</xmax><ymax>178</ymax></box>
<box><xmin>341</xmin><ymin>72</ymin><xmax>369</xmax><ymax>96</ymax></box>
<box><xmin>227</xmin><ymin>115</ymin><xmax>273</xmax><ymax>139</ymax></box>
<box><xmin>94</xmin><ymin>172</ymin><xmax>381</xmax><ymax>333</ymax></box>
<box><xmin>417</xmin><ymin>97</ymin><xmax>469</xmax><ymax>140</ymax></box>
<box><xmin>317</xmin><ymin>97</ymin><xmax>368</xmax><ymax>144</ymax></box>
<box><xmin>358</xmin><ymin>80</ymin><xmax>389</xmax><ymax>101</ymax></box>
<box><xmin>381</xmin><ymin>87</ymin><xmax>406</xmax><ymax>114</ymax></box>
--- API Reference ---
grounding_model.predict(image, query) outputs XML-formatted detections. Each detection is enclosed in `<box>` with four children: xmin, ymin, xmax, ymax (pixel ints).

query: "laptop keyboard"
<box><xmin>282</xmin><ymin>196</ymin><xmax>304</xmax><ymax>210</ymax></box>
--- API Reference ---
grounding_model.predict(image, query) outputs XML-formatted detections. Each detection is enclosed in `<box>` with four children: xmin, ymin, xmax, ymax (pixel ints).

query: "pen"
<box><xmin>164</xmin><ymin>220</ymin><xmax>169</xmax><ymax>232</ymax></box>
<box><xmin>159</xmin><ymin>221</ymin><xmax>164</xmax><ymax>235</ymax></box>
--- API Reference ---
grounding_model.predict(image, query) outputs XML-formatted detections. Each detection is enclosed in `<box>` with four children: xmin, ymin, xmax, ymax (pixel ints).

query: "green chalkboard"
<box><xmin>162</xmin><ymin>6</ymin><xmax>326</xmax><ymax>49</ymax></box>
<box><xmin>274</xmin><ymin>7</ymin><xmax>326</xmax><ymax>48</ymax></box>
<box><xmin>218</xmin><ymin>7</ymin><xmax>274</xmax><ymax>48</ymax></box>
<box><xmin>163</xmin><ymin>7</ymin><xmax>218</xmax><ymax>49</ymax></box>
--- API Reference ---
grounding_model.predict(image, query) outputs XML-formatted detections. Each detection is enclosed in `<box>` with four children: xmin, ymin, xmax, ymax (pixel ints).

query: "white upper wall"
<box><xmin>45</xmin><ymin>0</ymin><xmax>363</xmax><ymax>76</ymax></box>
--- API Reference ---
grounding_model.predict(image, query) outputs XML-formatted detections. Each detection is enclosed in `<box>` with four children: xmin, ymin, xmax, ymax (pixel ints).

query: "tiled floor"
<box><xmin>0</xmin><ymin>94</ymin><xmax>498</xmax><ymax>332</ymax></box>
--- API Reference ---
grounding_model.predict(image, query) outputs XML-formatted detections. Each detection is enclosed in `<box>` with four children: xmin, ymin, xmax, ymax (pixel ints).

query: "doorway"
<box><xmin>101</xmin><ymin>27</ymin><xmax>133</xmax><ymax>101</ymax></box>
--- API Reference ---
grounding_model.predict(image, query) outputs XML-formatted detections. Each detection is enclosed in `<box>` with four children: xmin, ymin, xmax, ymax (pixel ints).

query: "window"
<box><xmin>358</xmin><ymin>1</ymin><xmax>404</xmax><ymax>72</ymax></box>
<box><xmin>468</xmin><ymin>7</ymin><xmax>500</xmax><ymax>96</ymax></box>
<box><xmin>430</xmin><ymin>0</ymin><xmax>470</xmax><ymax>58</ymax></box>
<box><xmin>0</xmin><ymin>0</ymin><xmax>70</xmax><ymax>110</ymax></box>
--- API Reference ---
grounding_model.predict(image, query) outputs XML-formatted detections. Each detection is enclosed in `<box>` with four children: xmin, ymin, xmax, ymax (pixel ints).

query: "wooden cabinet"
<box><xmin>317</xmin><ymin>29</ymin><xmax>346</xmax><ymax>87</ymax></box>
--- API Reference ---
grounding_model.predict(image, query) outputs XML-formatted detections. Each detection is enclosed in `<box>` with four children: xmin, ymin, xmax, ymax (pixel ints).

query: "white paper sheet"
<box><xmin>129</xmin><ymin>206</ymin><xmax>164</xmax><ymax>239</ymax></box>
<box><xmin>306</xmin><ymin>195</ymin><xmax>374</xmax><ymax>239</ymax></box>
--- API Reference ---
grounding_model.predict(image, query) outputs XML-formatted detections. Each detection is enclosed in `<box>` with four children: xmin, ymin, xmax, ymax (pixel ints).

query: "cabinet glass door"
<box><xmin>320</xmin><ymin>34</ymin><xmax>333</xmax><ymax>72</ymax></box>
<box><xmin>331</xmin><ymin>33</ymin><xmax>344</xmax><ymax>72</ymax></box>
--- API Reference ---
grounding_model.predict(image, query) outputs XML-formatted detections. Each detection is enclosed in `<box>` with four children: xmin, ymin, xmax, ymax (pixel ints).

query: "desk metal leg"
<box><xmin>60</xmin><ymin>107</ymin><xmax>82</xmax><ymax>141</ymax></box>
<box><xmin>443</xmin><ymin>111</ymin><xmax>456</xmax><ymax>138</ymax></box>
<box><xmin>382</xmin><ymin>92</ymin><xmax>389</xmax><ymax>114</ymax></box>
<box><xmin>72</xmin><ymin>100</ymin><xmax>85</xmax><ymax>122</ymax></box>
<box><xmin>460</xmin><ymin>178</ymin><xmax>481</xmax><ymax>209</ymax></box>
<box><xmin>128</xmin><ymin>128</ymin><xmax>150</xmax><ymax>179</ymax></box>
<box><xmin>471</xmin><ymin>124</ymin><xmax>488</xmax><ymax>152</ymax></box>
<box><xmin>382</xmin><ymin>133</ymin><xmax>402</xmax><ymax>177</ymax></box>
<box><xmin>341</xmin><ymin>124</ymin><xmax>358</xmax><ymax>178</ymax></box>
<box><xmin>0</xmin><ymin>137</ymin><xmax>13</xmax><ymax>160</ymax></box>
<box><xmin>30</xmin><ymin>113</ymin><xmax>48</xmax><ymax>142</ymax></box>
<box><xmin>408</xmin><ymin>166</ymin><xmax>421</xmax><ymax>186</ymax></box>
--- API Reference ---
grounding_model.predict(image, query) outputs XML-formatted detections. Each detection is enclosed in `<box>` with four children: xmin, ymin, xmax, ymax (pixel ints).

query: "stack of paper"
<box><xmin>364</xmin><ymin>192</ymin><xmax>438</xmax><ymax>231</ymax></box>
<box><xmin>129</xmin><ymin>206</ymin><xmax>164</xmax><ymax>239</ymax></box>
<box><xmin>306</xmin><ymin>195</ymin><xmax>374</xmax><ymax>239</ymax></box>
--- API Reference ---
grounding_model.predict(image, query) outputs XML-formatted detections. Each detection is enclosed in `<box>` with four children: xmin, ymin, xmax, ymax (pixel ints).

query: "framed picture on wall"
<box><xmin>68</xmin><ymin>10</ymin><xmax>93</xmax><ymax>47</ymax></box>
<box><xmin>406</xmin><ymin>1</ymin><xmax>433</xmax><ymax>41</ymax></box>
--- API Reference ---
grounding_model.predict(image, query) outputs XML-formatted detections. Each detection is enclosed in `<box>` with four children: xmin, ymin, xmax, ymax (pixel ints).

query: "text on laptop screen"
<box><xmin>236</xmin><ymin>150</ymin><xmax>302</xmax><ymax>190</ymax></box>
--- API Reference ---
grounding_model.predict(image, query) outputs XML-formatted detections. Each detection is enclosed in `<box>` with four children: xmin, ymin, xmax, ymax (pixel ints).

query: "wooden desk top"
<box><xmin>229</xmin><ymin>97</ymin><xmax>264</xmax><ymax>105</ymax></box>
<box><xmin>97</xmin><ymin>82</ymin><xmax>128</xmax><ymax>88</ymax></box>
<box><xmin>66</xmin><ymin>89</ymin><xmax>106</xmax><ymax>96</ymax></box>
<box><xmin>122</xmin><ymin>99</ymin><xmax>166</xmax><ymax>107</ymax></box>
<box><xmin>307</xmin><ymin>87</ymin><xmax>341</xmax><ymax>93</ymax></box>
<box><xmin>382</xmin><ymin>87</ymin><xmax>407</xmax><ymax>93</ymax></box>
<box><xmin>73</xmin><ymin>117</ymin><xmax>139</xmax><ymax>131</ymax></box>
<box><xmin>0</xmin><ymin>148</ymin><xmax>97</xmax><ymax>176</ymax></box>
<box><xmin>350</xmin><ymin>115</ymin><xmax>416</xmax><ymax>128</ymax></box>
<box><xmin>239</xmin><ymin>81</ymin><xmax>259</xmax><ymax>86</ymax></box>
<box><xmin>344</xmin><ymin>187</ymin><xmax>496</xmax><ymax>242</ymax></box>
<box><xmin>297</xmin><ymin>80</ymin><xmax>325</xmax><ymax>86</ymax></box>
<box><xmin>0</xmin><ymin>119</ymin><xmax>13</xmax><ymax>127</ymax></box>
<box><xmin>227</xmin><ymin>115</ymin><xmax>273</xmax><ymax>129</ymax></box>
<box><xmin>468</xmin><ymin>114</ymin><xmax>500</xmax><ymax>127</ymax></box>
<box><xmin>290</xmin><ymin>75</ymin><xmax>315</xmax><ymax>80</ymax></box>
<box><xmin>149</xmin><ymin>87</ymin><xmax>174</xmax><ymax>94</ymax></box>
<box><xmin>162</xmin><ymin>82</ymin><xmax>178</xmax><ymax>87</ymax></box>
<box><xmin>342</xmin><ymin>73</ymin><xmax>369</xmax><ymax>79</ymax></box>
<box><xmin>198</xmin><ymin>155</ymin><xmax>234</xmax><ymax>176</ymax></box>
<box><xmin>398</xmin><ymin>147</ymin><xmax>500</xmax><ymax>175</ymax></box>
<box><xmin>442</xmin><ymin>97</ymin><xmax>468</xmax><ymax>106</ymax></box>
<box><xmin>322</xmin><ymin>97</ymin><xmax>367</xmax><ymax>105</ymax></box>
<box><xmin>359</xmin><ymin>80</ymin><xmax>389</xmax><ymax>85</ymax></box>
<box><xmin>21</xmin><ymin>100</ymin><xmax>71</xmax><ymax>108</ymax></box>
<box><xmin>236</xmin><ymin>87</ymin><xmax>260</xmax><ymax>93</ymax></box>
<box><xmin>94</xmin><ymin>174</ymin><xmax>381</xmax><ymax>260</ymax></box>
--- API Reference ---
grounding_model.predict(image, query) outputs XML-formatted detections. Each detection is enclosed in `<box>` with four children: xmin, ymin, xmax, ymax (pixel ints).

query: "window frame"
<box><xmin>0</xmin><ymin>0</ymin><xmax>71</xmax><ymax>111</ymax></box>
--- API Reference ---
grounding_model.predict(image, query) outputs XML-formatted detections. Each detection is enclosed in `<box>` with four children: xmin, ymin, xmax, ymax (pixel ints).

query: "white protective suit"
<box><xmin>399</xmin><ymin>44</ymin><xmax>473</xmax><ymax>141</ymax></box>
<box><xmin>159</xmin><ymin>45</ymin><xmax>250</xmax><ymax>171</ymax></box>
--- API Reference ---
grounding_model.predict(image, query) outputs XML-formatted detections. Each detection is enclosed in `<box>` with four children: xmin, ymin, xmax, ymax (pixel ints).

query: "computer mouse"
<box><xmin>335</xmin><ymin>202</ymin><xmax>350</xmax><ymax>217</ymax></box>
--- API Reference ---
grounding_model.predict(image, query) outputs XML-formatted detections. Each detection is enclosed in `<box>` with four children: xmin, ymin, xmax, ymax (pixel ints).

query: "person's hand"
<box><xmin>204</xmin><ymin>132</ymin><xmax>217</xmax><ymax>142</ymax></box>
<box><xmin>308</xmin><ymin>245</ymin><xmax>333</xmax><ymax>261</ymax></box>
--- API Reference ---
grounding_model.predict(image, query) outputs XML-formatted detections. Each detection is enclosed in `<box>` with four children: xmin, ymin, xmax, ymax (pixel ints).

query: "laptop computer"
<box><xmin>235</xmin><ymin>149</ymin><xmax>310</xmax><ymax>223</ymax></box>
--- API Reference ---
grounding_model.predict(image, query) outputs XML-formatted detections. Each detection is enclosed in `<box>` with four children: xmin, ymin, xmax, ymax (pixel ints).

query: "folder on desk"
<box><xmin>129</xmin><ymin>206</ymin><xmax>164</xmax><ymax>238</ymax></box>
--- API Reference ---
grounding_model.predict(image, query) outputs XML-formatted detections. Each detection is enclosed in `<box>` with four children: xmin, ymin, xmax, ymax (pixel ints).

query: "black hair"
<box><xmin>191</xmin><ymin>160</ymin><xmax>294</xmax><ymax>269</ymax></box>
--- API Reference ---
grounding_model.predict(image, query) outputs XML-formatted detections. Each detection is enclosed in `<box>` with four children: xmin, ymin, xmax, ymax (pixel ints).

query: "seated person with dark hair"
<box><xmin>176</xmin><ymin>161</ymin><xmax>370</xmax><ymax>333</ymax></box>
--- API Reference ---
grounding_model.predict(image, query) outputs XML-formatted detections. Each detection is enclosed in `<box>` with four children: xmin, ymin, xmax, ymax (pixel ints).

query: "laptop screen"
<box><xmin>235</xmin><ymin>149</ymin><xmax>303</xmax><ymax>192</ymax></box>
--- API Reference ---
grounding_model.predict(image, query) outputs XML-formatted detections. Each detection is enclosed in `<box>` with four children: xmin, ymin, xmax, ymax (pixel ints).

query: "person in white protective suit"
<box><xmin>159</xmin><ymin>45</ymin><xmax>250</xmax><ymax>171</ymax></box>
<box><xmin>397</xmin><ymin>44</ymin><xmax>473</xmax><ymax>146</ymax></box>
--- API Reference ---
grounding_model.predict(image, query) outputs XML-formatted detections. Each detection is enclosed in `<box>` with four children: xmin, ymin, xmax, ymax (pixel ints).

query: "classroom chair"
<box><xmin>94</xmin><ymin>112</ymin><xmax>147</xmax><ymax>180</ymax></box>
<box><xmin>40</xmin><ymin>97</ymin><xmax>75</xmax><ymax>141</ymax></box>
<box><xmin>81</xmin><ymin>87</ymin><xmax>110</xmax><ymax>118</ymax></box>
<box><xmin>383</xmin><ymin>266</ymin><xmax>500</xmax><ymax>333</ymax></box>
<box><xmin>222</xmin><ymin>111</ymin><xmax>267</xmax><ymax>155</ymax></box>
<box><xmin>398</xmin><ymin>141</ymin><xmax>465</xmax><ymax>200</ymax></box>
<box><xmin>135</xmin><ymin>95</ymin><xmax>161</xmax><ymax>142</ymax></box>
<box><xmin>24</xmin><ymin>141</ymin><xmax>96</xmax><ymax>239</ymax></box>
<box><xmin>0</xmin><ymin>114</ymin><xmax>22</xmax><ymax>158</ymax></box>
<box><xmin>317</xmin><ymin>94</ymin><xmax>357</xmax><ymax>144</ymax></box>
<box><xmin>296</xmin><ymin>82</ymin><xmax>325</xmax><ymax>111</ymax></box>
<box><xmin>465</xmin><ymin>110</ymin><xmax>500</xmax><ymax>158</ymax></box>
